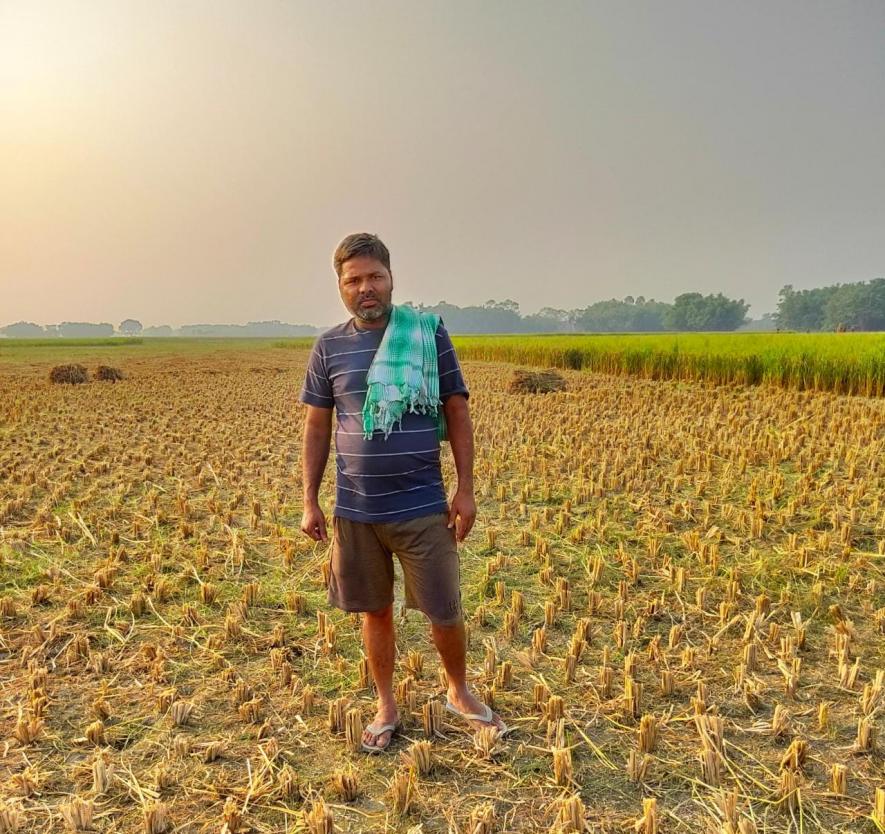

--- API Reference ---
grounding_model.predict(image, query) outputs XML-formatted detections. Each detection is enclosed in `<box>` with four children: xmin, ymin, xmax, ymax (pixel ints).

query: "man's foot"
<box><xmin>445</xmin><ymin>688</ymin><xmax>508</xmax><ymax>733</ymax></box>
<box><xmin>361</xmin><ymin>703</ymin><xmax>401</xmax><ymax>752</ymax></box>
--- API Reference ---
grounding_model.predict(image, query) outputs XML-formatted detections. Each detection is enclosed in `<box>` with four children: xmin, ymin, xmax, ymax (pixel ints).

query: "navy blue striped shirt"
<box><xmin>299</xmin><ymin>316</ymin><xmax>469</xmax><ymax>523</ymax></box>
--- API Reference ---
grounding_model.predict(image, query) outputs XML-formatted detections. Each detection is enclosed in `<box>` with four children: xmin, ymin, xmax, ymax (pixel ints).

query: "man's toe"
<box><xmin>363</xmin><ymin>724</ymin><xmax>393</xmax><ymax>749</ymax></box>
<box><xmin>472</xmin><ymin>713</ymin><xmax>505</xmax><ymax>733</ymax></box>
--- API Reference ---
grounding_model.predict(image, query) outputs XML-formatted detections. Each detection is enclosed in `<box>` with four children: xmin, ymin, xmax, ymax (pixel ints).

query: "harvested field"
<box><xmin>1</xmin><ymin>341</ymin><xmax>884</xmax><ymax>833</ymax></box>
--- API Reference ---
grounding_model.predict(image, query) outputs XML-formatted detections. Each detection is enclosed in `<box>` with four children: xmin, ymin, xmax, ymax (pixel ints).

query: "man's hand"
<box><xmin>447</xmin><ymin>488</ymin><xmax>476</xmax><ymax>543</ymax></box>
<box><xmin>300</xmin><ymin>500</ymin><xmax>328</xmax><ymax>543</ymax></box>
<box><xmin>301</xmin><ymin>404</ymin><xmax>332</xmax><ymax>543</ymax></box>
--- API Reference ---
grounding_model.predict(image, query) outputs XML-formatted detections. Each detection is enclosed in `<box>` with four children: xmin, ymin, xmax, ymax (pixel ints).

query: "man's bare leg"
<box><xmin>360</xmin><ymin>603</ymin><xmax>400</xmax><ymax>749</ymax></box>
<box><xmin>430</xmin><ymin>617</ymin><xmax>507</xmax><ymax>731</ymax></box>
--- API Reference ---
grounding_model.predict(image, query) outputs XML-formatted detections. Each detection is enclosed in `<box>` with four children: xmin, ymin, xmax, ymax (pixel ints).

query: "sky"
<box><xmin>2</xmin><ymin>0</ymin><xmax>884</xmax><ymax>328</ymax></box>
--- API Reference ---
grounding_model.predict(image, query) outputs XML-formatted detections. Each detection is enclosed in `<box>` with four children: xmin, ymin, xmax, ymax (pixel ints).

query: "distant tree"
<box><xmin>380</xmin><ymin>295</ymin><xmax>741</xmax><ymax>333</ymax></box>
<box><xmin>776</xmin><ymin>279</ymin><xmax>883</xmax><ymax>331</ymax></box>
<box><xmin>1</xmin><ymin>321</ymin><xmax>45</xmax><ymax>338</ymax></box>
<box><xmin>59</xmin><ymin>322</ymin><xmax>114</xmax><ymax>338</ymax></box>
<box><xmin>483</xmin><ymin>299</ymin><xmax>520</xmax><ymax>314</ymax></box>
<box><xmin>523</xmin><ymin>307</ymin><xmax>572</xmax><ymax>332</ymax></box>
<box><xmin>175</xmin><ymin>321</ymin><xmax>319</xmax><ymax>337</ymax></box>
<box><xmin>119</xmin><ymin>318</ymin><xmax>143</xmax><ymax>335</ymax></box>
<box><xmin>537</xmin><ymin>307</ymin><xmax>570</xmax><ymax>322</ymax></box>
<box><xmin>573</xmin><ymin>297</ymin><xmax>670</xmax><ymax>332</ymax></box>
<box><xmin>856</xmin><ymin>278</ymin><xmax>885</xmax><ymax>330</ymax></box>
<box><xmin>664</xmin><ymin>293</ymin><xmax>749</xmax><ymax>331</ymax></box>
<box><xmin>243</xmin><ymin>321</ymin><xmax>320</xmax><ymax>336</ymax></box>
<box><xmin>821</xmin><ymin>278</ymin><xmax>885</xmax><ymax>331</ymax></box>
<box><xmin>142</xmin><ymin>325</ymin><xmax>175</xmax><ymax>337</ymax></box>
<box><xmin>775</xmin><ymin>285</ymin><xmax>830</xmax><ymax>330</ymax></box>
<box><xmin>424</xmin><ymin>300</ymin><xmax>524</xmax><ymax>333</ymax></box>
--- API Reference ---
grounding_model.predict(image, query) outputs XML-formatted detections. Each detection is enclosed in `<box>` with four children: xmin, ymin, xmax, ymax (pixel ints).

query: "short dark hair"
<box><xmin>333</xmin><ymin>233</ymin><xmax>391</xmax><ymax>278</ymax></box>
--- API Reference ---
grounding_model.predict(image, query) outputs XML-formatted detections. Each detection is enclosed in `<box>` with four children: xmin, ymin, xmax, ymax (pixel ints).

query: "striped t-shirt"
<box><xmin>298</xmin><ymin>316</ymin><xmax>469</xmax><ymax>523</ymax></box>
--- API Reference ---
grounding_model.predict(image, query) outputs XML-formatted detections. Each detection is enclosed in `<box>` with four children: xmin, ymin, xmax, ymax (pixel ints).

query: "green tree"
<box><xmin>822</xmin><ymin>279</ymin><xmax>885</xmax><ymax>331</ymax></box>
<box><xmin>776</xmin><ymin>285</ymin><xmax>830</xmax><ymax>330</ymax></box>
<box><xmin>776</xmin><ymin>280</ymin><xmax>884</xmax><ymax>331</ymax></box>
<box><xmin>664</xmin><ymin>293</ymin><xmax>749</xmax><ymax>331</ymax></box>
<box><xmin>573</xmin><ymin>298</ymin><xmax>671</xmax><ymax>332</ymax></box>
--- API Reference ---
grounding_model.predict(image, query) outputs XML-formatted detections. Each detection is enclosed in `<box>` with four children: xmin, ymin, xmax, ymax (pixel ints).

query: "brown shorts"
<box><xmin>327</xmin><ymin>511</ymin><xmax>463</xmax><ymax>625</ymax></box>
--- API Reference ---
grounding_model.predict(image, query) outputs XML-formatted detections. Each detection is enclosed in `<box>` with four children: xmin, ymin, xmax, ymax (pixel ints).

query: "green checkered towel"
<box><xmin>362</xmin><ymin>304</ymin><xmax>447</xmax><ymax>441</ymax></box>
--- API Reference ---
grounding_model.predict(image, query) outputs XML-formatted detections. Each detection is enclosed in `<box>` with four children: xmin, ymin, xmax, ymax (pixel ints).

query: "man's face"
<box><xmin>338</xmin><ymin>255</ymin><xmax>393</xmax><ymax>324</ymax></box>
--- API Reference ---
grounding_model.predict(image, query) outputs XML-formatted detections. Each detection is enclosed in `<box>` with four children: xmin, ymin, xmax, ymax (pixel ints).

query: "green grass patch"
<box><xmin>0</xmin><ymin>337</ymin><xmax>143</xmax><ymax>347</ymax></box>
<box><xmin>0</xmin><ymin>336</ymin><xmax>282</xmax><ymax>365</ymax></box>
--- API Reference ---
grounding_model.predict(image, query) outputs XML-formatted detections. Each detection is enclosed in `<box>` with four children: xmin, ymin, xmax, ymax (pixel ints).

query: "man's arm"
<box><xmin>300</xmin><ymin>404</ymin><xmax>333</xmax><ymax>542</ymax></box>
<box><xmin>443</xmin><ymin>393</ymin><xmax>476</xmax><ymax>542</ymax></box>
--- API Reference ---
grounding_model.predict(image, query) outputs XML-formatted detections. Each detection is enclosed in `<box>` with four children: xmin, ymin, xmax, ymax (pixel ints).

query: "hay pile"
<box><xmin>95</xmin><ymin>365</ymin><xmax>124</xmax><ymax>382</ymax></box>
<box><xmin>48</xmin><ymin>364</ymin><xmax>88</xmax><ymax>385</ymax></box>
<box><xmin>508</xmin><ymin>368</ymin><xmax>566</xmax><ymax>394</ymax></box>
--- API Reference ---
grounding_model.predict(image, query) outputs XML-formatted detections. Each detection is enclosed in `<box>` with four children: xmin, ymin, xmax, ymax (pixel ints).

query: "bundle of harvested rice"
<box><xmin>49</xmin><ymin>364</ymin><xmax>88</xmax><ymax>384</ymax></box>
<box><xmin>508</xmin><ymin>368</ymin><xmax>566</xmax><ymax>394</ymax></box>
<box><xmin>94</xmin><ymin>365</ymin><xmax>124</xmax><ymax>381</ymax></box>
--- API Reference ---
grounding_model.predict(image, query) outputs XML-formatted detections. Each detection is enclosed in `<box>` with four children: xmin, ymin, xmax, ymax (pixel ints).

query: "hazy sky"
<box><xmin>2</xmin><ymin>1</ymin><xmax>884</xmax><ymax>327</ymax></box>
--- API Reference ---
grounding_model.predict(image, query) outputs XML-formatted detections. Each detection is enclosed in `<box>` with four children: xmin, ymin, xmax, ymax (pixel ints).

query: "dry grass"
<box><xmin>507</xmin><ymin>368</ymin><xmax>567</xmax><ymax>394</ymax></box>
<box><xmin>94</xmin><ymin>365</ymin><xmax>125</xmax><ymax>382</ymax></box>
<box><xmin>48</xmin><ymin>363</ymin><xmax>88</xmax><ymax>384</ymax></box>
<box><xmin>1</xmin><ymin>344</ymin><xmax>884</xmax><ymax>832</ymax></box>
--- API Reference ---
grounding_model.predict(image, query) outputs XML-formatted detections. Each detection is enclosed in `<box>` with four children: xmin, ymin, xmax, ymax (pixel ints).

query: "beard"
<box><xmin>354</xmin><ymin>298</ymin><xmax>391</xmax><ymax>322</ymax></box>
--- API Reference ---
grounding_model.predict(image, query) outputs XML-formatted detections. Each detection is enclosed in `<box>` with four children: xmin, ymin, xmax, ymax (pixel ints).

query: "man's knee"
<box><xmin>424</xmin><ymin>594</ymin><xmax>463</xmax><ymax>627</ymax></box>
<box><xmin>429</xmin><ymin>612</ymin><xmax>464</xmax><ymax>629</ymax></box>
<box><xmin>363</xmin><ymin>602</ymin><xmax>394</xmax><ymax>622</ymax></box>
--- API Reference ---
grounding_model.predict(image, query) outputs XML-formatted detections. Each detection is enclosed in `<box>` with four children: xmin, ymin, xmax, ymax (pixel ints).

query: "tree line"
<box><xmin>0</xmin><ymin>319</ymin><xmax>320</xmax><ymax>338</ymax></box>
<box><xmin>408</xmin><ymin>292</ymin><xmax>752</xmax><ymax>334</ymax></box>
<box><xmin>2</xmin><ymin>279</ymin><xmax>882</xmax><ymax>337</ymax></box>
<box><xmin>775</xmin><ymin>279</ymin><xmax>885</xmax><ymax>332</ymax></box>
<box><xmin>408</xmin><ymin>279</ymin><xmax>882</xmax><ymax>333</ymax></box>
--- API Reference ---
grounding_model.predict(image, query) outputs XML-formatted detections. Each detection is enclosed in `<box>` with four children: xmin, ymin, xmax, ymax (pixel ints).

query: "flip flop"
<box><xmin>360</xmin><ymin>717</ymin><xmax>402</xmax><ymax>754</ymax></box>
<box><xmin>444</xmin><ymin>700</ymin><xmax>510</xmax><ymax>735</ymax></box>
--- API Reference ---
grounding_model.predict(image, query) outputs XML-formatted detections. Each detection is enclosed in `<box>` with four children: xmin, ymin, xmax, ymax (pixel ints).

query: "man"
<box><xmin>299</xmin><ymin>232</ymin><xmax>507</xmax><ymax>753</ymax></box>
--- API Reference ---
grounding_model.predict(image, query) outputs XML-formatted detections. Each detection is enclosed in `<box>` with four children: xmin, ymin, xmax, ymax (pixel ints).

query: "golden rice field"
<box><xmin>1</xmin><ymin>340</ymin><xmax>884</xmax><ymax>833</ymax></box>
